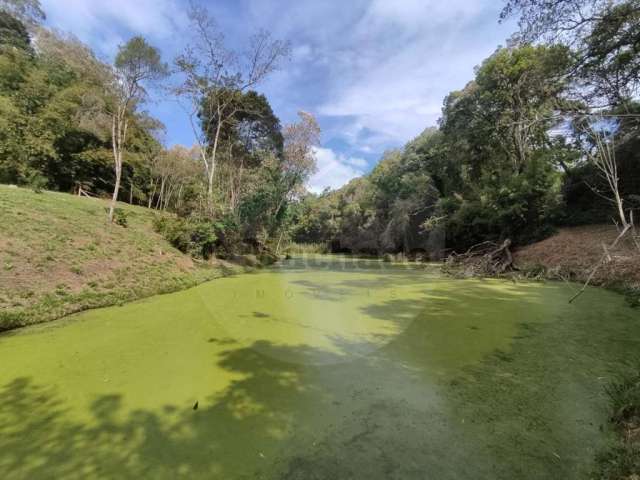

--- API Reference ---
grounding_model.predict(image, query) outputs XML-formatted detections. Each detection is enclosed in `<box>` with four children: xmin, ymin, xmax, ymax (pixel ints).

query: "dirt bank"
<box><xmin>514</xmin><ymin>225</ymin><xmax>640</xmax><ymax>293</ymax></box>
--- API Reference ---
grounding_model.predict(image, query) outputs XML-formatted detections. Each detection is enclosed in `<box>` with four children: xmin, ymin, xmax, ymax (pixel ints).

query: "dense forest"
<box><xmin>0</xmin><ymin>0</ymin><xmax>639</xmax><ymax>259</ymax></box>
<box><xmin>291</xmin><ymin>0</ymin><xmax>640</xmax><ymax>255</ymax></box>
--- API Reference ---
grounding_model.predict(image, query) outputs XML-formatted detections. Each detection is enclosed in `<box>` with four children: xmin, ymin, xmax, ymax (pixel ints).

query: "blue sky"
<box><xmin>41</xmin><ymin>0</ymin><xmax>516</xmax><ymax>192</ymax></box>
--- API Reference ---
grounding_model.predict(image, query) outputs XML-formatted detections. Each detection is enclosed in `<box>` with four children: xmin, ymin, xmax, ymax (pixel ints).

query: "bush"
<box><xmin>153</xmin><ymin>215</ymin><xmax>218</xmax><ymax>259</ymax></box>
<box><xmin>112</xmin><ymin>208</ymin><xmax>129</xmax><ymax>227</ymax></box>
<box><xmin>25</xmin><ymin>171</ymin><xmax>48</xmax><ymax>193</ymax></box>
<box><xmin>285</xmin><ymin>242</ymin><xmax>330</xmax><ymax>255</ymax></box>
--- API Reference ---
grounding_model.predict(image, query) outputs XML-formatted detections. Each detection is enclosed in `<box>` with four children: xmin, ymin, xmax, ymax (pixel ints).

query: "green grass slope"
<box><xmin>0</xmin><ymin>185</ymin><xmax>243</xmax><ymax>331</ymax></box>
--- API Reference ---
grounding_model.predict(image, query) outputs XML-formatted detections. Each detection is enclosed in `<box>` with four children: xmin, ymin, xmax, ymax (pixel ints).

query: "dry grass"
<box><xmin>514</xmin><ymin>225</ymin><xmax>640</xmax><ymax>291</ymax></box>
<box><xmin>0</xmin><ymin>185</ymin><xmax>246</xmax><ymax>331</ymax></box>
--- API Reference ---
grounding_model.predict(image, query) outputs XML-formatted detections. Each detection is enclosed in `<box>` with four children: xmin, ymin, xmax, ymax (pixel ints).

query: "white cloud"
<box><xmin>36</xmin><ymin>0</ymin><xmax>518</xmax><ymax>190</ymax></box>
<box><xmin>41</xmin><ymin>0</ymin><xmax>186</xmax><ymax>56</ymax></box>
<box><xmin>308</xmin><ymin>147</ymin><xmax>367</xmax><ymax>193</ymax></box>
<box><xmin>316</xmin><ymin>0</ymin><xmax>511</xmax><ymax>145</ymax></box>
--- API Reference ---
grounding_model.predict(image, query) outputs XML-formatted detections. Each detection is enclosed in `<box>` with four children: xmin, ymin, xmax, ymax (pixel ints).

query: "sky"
<box><xmin>41</xmin><ymin>0</ymin><xmax>516</xmax><ymax>192</ymax></box>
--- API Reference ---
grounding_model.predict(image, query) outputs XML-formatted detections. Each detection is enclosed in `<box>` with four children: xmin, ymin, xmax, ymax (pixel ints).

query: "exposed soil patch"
<box><xmin>514</xmin><ymin>225</ymin><xmax>640</xmax><ymax>293</ymax></box>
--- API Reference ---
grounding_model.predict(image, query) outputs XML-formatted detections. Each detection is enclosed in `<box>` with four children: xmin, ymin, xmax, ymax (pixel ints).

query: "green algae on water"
<box><xmin>0</xmin><ymin>255</ymin><xmax>638</xmax><ymax>479</ymax></box>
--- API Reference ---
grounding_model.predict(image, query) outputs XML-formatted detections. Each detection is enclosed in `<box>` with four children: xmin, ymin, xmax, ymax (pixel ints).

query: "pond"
<box><xmin>0</xmin><ymin>255</ymin><xmax>638</xmax><ymax>479</ymax></box>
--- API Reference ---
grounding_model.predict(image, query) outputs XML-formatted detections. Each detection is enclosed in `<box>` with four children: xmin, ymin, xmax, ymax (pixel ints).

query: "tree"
<box><xmin>579</xmin><ymin>2</ymin><xmax>640</xmax><ymax>106</ymax></box>
<box><xmin>174</xmin><ymin>2</ymin><xmax>289</xmax><ymax>206</ymax></box>
<box><xmin>108</xmin><ymin>36</ymin><xmax>167</xmax><ymax>222</ymax></box>
<box><xmin>149</xmin><ymin>145</ymin><xmax>200</xmax><ymax>211</ymax></box>
<box><xmin>0</xmin><ymin>10</ymin><xmax>31</xmax><ymax>52</ymax></box>
<box><xmin>238</xmin><ymin>111</ymin><xmax>319</xmax><ymax>249</ymax></box>
<box><xmin>0</xmin><ymin>0</ymin><xmax>45</xmax><ymax>25</ymax></box>
<box><xmin>200</xmin><ymin>90</ymin><xmax>283</xmax><ymax>214</ymax></box>
<box><xmin>500</xmin><ymin>0</ymin><xmax>609</xmax><ymax>44</ymax></box>
<box><xmin>473</xmin><ymin>45</ymin><xmax>572</xmax><ymax>171</ymax></box>
<box><xmin>501</xmin><ymin>0</ymin><xmax>640</xmax><ymax>108</ymax></box>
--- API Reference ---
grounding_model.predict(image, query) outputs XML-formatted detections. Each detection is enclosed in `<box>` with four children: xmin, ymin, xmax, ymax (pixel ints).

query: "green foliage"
<box><xmin>607</xmin><ymin>372</ymin><xmax>640</xmax><ymax>424</ymax></box>
<box><xmin>0</xmin><ymin>0</ymin><xmax>45</xmax><ymax>25</ymax></box>
<box><xmin>0</xmin><ymin>10</ymin><xmax>31</xmax><ymax>52</ymax></box>
<box><xmin>115</xmin><ymin>36</ymin><xmax>168</xmax><ymax>91</ymax></box>
<box><xmin>295</xmin><ymin>45</ymin><xmax>571</xmax><ymax>253</ymax></box>
<box><xmin>111</xmin><ymin>208</ymin><xmax>129</xmax><ymax>227</ymax></box>
<box><xmin>503</xmin><ymin>0</ymin><xmax>640</xmax><ymax>107</ymax></box>
<box><xmin>284</xmin><ymin>242</ymin><xmax>330</xmax><ymax>255</ymax></box>
<box><xmin>153</xmin><ymin>215</ymin><xmax>220</xmax><ymax>259</ymax></box>
<box><xmin>25</xmin><ymin>168</ymin><xmax>46</xmax><ymax>192</ymax></box>
<box><xmin>594</xmin><ymin>367</ymin><xmax>640</xmax><ymax>479</ymax></box>
<box><xmin>0</xmin><ymin>22</ymin><xmax>166</xmax><ymax>205</ymax></box>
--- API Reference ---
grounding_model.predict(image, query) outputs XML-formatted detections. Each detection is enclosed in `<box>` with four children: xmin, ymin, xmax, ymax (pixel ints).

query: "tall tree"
<box><xmin>201</xmin><ymin>90</ymin><xmax>283</xmax><ymax>213</ymax></box>
<box><xmin>501</xmin><ymin>0</ymin><xmax>640</xmax><ymax>107</ymax></box>
<box><xmin>108</xmin><ymin>36</ymin><xmax>167</xmax><ymax>222</ymax></box>
<box><xmin>174</xmin><ymin>2</ymin><xmax>289</xmax><ymax>206</ymax></box>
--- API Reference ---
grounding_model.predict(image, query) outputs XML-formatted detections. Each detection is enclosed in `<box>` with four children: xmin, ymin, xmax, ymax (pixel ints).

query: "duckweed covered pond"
<box><xmin>1</xmin><ymin>255</ymin><xmax>639</xmax><ymax>479</ymax></box>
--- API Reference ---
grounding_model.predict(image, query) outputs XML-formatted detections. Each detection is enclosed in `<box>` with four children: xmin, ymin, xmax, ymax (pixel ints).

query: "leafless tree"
<box><xmin>174</xmin><ymin>2</ymin><xmax>290</xmax><ymax>207</ymax></box>
<box><xmin>569</xmin><ymin>118</ymin><xmax>638</xmax><ymax>302</ymax></box>
<box><xmin>272</xmin><ymin>111</ymin><xmax>320</xmax><ymax>252</ymax></box>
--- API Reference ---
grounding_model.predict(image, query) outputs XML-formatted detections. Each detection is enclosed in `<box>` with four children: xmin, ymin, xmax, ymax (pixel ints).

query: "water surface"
<box><xmin>1</xmin><ymin>256</ymin><xmax>638</xmax><ymax>479</ymax></box>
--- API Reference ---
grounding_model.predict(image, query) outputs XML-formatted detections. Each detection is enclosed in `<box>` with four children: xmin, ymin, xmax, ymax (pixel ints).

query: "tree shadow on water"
<box><xmin>0</xmin><ymin>341</ymin><xmax>347</xmax><ymax>480</ymax></box>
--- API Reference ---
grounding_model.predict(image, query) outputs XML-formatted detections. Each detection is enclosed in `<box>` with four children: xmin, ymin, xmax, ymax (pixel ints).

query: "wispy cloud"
<box><xmin>41</xmin><ymin>0</ymin><xmax>186</xmax><ymax>56</ymax></box>
<box><xmin>308</xmin><ymin>147</ymin><xmax>367</xmax><ymax>193</ymax></box>
<box><xmin>36</xmin><ymin>0</ymin><xmax>516</xmax><ymax>190</ymax></box>
<box><xmin>316</xmin><ymin>0</ymin><xmax>511</xmax><ymax>145</ymax></box>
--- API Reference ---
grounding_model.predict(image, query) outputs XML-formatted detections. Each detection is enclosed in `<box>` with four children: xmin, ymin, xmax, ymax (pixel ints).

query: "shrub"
<box><xmin>153</xmin><ymin>215</ymin><xmax>219</xmax><ymax>259</ymax></box>
<box><xmin>25</xmin><ymin>170</ymin><xmax>48</xmax><ymax>193</ymax></box>
<box><xmin>112</xmin><ymin>208</ymin><xmax>129</xmax><ymax>227</ymax></box>
<box><xmin>285</xmin><ymin>242</ymin><xmax>330</xmax><ymax>255</ymax></box>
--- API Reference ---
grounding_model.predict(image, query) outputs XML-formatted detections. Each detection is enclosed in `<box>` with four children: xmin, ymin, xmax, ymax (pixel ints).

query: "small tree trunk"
<box><xmin>108</xmin><ymin>157</ymin><xmax>122</xmax><ymax>222</ymax></box>
<box><xmin>156</xmin><ymin>177</ymin><xmax>166</xmax><ymax>210</ymax></box>
<box><xmin>176</xmin><ymin>184</ymin><xmax>183</xmax><ymax>210</ymax></box>
<box><xmin>275</xmin><ymin>229</ymin><xmax>285</xmax><ymax>255</ymax></box>
<box><xmin>206</xmin><ymin>109</ymin><xmax>223</xmax><ymax>207</ymax></box>
<box><xmin>109</xmin><ymin>111</ymin><xmax>127</xmax><ymax>223</ymax></box>
<box><xmin>148</xmin><ymin>179</ymin><xmax>157</xmax><ymax>209</ymax></box>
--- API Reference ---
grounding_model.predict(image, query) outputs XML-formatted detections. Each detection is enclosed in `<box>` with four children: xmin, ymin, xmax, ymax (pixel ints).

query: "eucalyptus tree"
<box><xmin>107</xmin><ymin>36</ymin><xmax>167</xmax><ymax>222</ymax></box>
<box><xmin>174</xmin><ymin>2</ymin><xmax>290</xmax><ymax>206</ymax></box>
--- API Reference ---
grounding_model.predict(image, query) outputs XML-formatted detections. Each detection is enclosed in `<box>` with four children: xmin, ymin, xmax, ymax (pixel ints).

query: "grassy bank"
<box><xmin>595</xmin><ymin>368</ymin><xmax>640</xmax><ymax>479</ymax></box>
<box><xmin>0</xmin><ymin>185</ymin><xmax>253</xmax><ymax>332</ymax></box>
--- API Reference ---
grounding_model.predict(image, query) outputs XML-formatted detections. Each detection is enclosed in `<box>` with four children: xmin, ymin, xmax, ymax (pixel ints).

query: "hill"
<box><xmin>0</xmin><ymin>185</ymin><xmax>245</xmax><ymax>331</ymax></box>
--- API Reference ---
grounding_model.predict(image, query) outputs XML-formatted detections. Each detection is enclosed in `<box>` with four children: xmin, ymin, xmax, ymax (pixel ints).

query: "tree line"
<box><xmin>1</xmin><ymin>0</ymin><xmax>638</xmax><ymax>258</ymax></box>
<box><xmin>0</xmin><ymin>0</ymin><xmax>318</xmax><ymax>257</ymax></box>
<box><xmin>291</xmin><ymin>0</ymin><xmax>640</xmax><ymax>256</ymax></box>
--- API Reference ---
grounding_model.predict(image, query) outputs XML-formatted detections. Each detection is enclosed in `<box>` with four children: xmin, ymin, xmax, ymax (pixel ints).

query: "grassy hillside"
<box><xmin>0</xmin><ymin>185</ymin><xmax>245</xmax><ymax>331</ymax></box>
